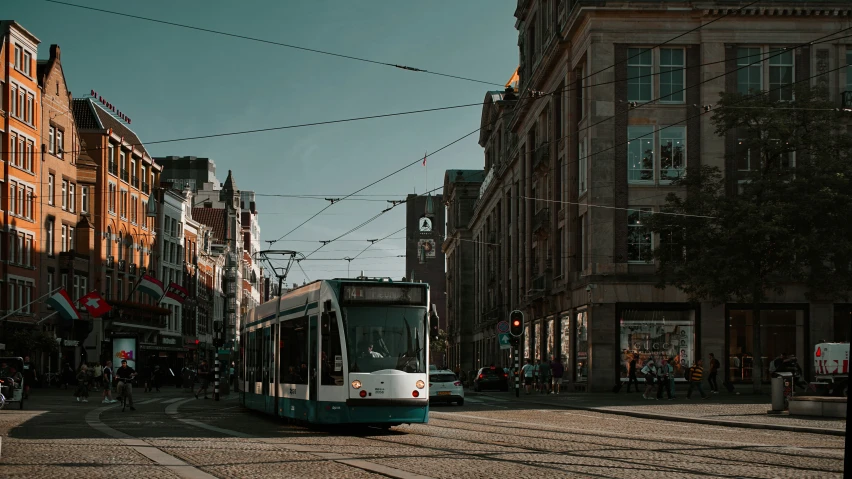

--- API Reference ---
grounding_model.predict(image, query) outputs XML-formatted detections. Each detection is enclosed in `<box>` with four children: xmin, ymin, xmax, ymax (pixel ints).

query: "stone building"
<box><xmin>459</xmin><ymin>0</ymin><xmax>852</xmax><ymax>391</ymax></box>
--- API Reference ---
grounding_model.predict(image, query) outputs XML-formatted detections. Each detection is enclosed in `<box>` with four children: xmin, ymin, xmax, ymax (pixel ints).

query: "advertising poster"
<box><xmin>113</xmin><ymin>337</ymin><xmax>138</xmax><ymax>369</ymax></box>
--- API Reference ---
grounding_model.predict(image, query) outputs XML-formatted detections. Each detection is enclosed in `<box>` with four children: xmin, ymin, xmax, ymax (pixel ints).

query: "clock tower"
<box><xmin>405</xmin><ymin>193</ymin><xmax>446</xmax><ymax>343</ymax></box>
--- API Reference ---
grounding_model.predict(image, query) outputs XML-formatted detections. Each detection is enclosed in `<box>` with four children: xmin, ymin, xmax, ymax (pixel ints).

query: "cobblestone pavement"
<box><xmin>470</xmin><ymin>389</ymin><xmax>847</xmax><ymax>433</ymax></box>
<box><xmin>0</xmin><ymin>387</ymin><xmax>844</xmax><ymax>478</ymax></box>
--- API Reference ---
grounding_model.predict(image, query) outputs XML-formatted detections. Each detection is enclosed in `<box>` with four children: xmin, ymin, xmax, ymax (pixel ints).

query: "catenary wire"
<box><xmin>38</xmin><ymin>0</ymin><xmax>503</xmax><ymax>87</ymax></box>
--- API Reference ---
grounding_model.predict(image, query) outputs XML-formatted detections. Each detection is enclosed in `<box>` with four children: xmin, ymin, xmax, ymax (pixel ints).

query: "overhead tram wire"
<box><xmin>39</xmin><ymin>0</ymin><xmax>502</xmax><ymax>87</ymax></box>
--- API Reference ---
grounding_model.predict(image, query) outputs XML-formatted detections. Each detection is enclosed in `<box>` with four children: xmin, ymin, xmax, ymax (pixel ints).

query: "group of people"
<box><xmin>626</xmin><ymin>353</ymin><xmax>724</xmax><ymax>400</ymax></box>
<box><xmin>520</xmin><ymin>356</ymin><xmax>566</xmax><ymax>395</ymax></box>
<box><xmin>72</xmin><ymin>359</ymin><xmax>138</xmax><ymax>409</ymax></box>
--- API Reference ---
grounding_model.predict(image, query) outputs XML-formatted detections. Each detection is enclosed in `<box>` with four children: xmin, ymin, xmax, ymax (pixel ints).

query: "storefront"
<box><xmin>617</xmin><ymin>304</ymin><xmax>698</xmax><ymax>382</ymax></box>
<box><xmin>140</xmin><ymin>336</ymin><xmax>188</xmax><ymax>386</ymax></box>
<box><xmin>558</xmin><ymin>311</ymin><xmax>570</xmax><ymax>364</ymax></box>
<box><xmin>575</xmin><ymin>309</ymin><xmax>588</xmax><ymax>383</ymax></box>
<box><xmin>725</xmin><ymin>304</ymin><xmax>808</xmax><ymax>383</ymax></box>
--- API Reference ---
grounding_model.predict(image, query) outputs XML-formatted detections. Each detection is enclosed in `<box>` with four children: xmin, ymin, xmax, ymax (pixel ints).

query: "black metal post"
<box><xmin>515</xmin><ymin>344</ymin><xmax>520</xmax><ymax>398</ymax></box>
<box><xmin>214</xmin><ymin>355</ymin><xmax>220</xmax><ymax>401</ymax></box>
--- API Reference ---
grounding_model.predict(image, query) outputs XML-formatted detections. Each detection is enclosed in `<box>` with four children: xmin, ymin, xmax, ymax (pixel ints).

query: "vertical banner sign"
<box><xmin>113</xmin><ymin>337</ymin><xmax>137</xmax><ymax>369</ymax></box>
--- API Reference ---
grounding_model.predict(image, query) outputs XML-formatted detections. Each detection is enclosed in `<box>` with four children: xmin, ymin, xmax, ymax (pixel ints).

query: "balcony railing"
<box><xmin>131</xmin><ymin>175</ymin><xmax>139</xmax><ymax>189</ymax></box>
<box><xmin>129</xmin><ymin>263</ymin><xmax>137</xmax><ymax>275</ymax></box>
<box><xmin>141</xmin><ymin>181</ymin><xmax>150</xmax><ymax>194</ymax></box>
<box><xmin>106</xmin><ymin>256</ymin><xmax>115</xmax><ymax>269</ymax></box>
<box><xmin>121</xmin><ymin>170</ymin><xmax>129</xmax><ymax>182</ymax></box>
<box><xmin>108</xmin><ymin>162</ymin><xmax>118</xmax><ymax>175</ymax></box>
<box><xmin>118</xmin><ymin>259</ymin><xmax>126</xmax><ymax>272</ymax></box>
<box><xmin>533</xmin><ymin>207</ymin><xmax>551</xmax><ymax>236</ymax></box>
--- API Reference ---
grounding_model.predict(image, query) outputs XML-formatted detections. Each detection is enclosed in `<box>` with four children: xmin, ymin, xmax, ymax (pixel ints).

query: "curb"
<box><xmin>474</xmin><ymin>392</ymin><xmax>846</xmax><ymax>437</ymax></box>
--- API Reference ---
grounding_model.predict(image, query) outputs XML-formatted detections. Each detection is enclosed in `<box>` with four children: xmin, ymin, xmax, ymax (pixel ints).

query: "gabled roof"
<box><xmin>192</xmin><ymin>208</ymin><xmax>227</xmax><ymax>243</ymax></box>
<box><xmin>72</xmin><ymin>97</ymin><xmax>150</xmax><ymax>157</ymax></box>
<box><xmin>223</xmin><ymin>170</ymin><xmax>236</xmax><ymax>192</ymax></box>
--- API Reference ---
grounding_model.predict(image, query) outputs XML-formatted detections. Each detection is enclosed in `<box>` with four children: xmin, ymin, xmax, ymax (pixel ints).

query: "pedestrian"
<box><xmin>656</xmin><ymin>357</ymin><xmax>673</xmax><ymax>400</ymax></box>
<box><xmin>626</xmin><ymin>354</ymin><xmax>640</xmax><ymax>393</ymax></box>
<box><xmin>668</xmin><ymin>356</ymin><xmax>678</xmax><ymax>399</ymax></box>
<box><xmin>21</xmin><ymin>355</ymin><xmax>37</xmax><ymax>399</ymax></box>
<box><xmin>539</xmin><ymin>358</ymin><xmax>552</xmax><ymax>394</ymax></box>
<box><xmin>550</xmin><ymin>355</ymin><xmax>565</xmax><ymax>395</ymax></box>
<box><xmin>641</xmin><ymin>356</ymin><xmax>657</xmax><ymax>400</ymax></box>
<box><xmin>521</xmin><ymin>358</ymin><xmax>535</xmax><ymax>395</ymax></box>
<box><xmin>686</xmin><ymin>359</ymin><xmax>709</xmax><ymax>400</ymax></box>
<box><xmin>75</xmin><ymin>364</ymin><xmax>90</xmax><ymax>403</ymax></box>
<box><xmin>195</xmin><ymin>360</ymin><xmax>210</xmax><ymax>399</ymax></box>
<box><xmin>93</xmin><ymin>362</ymin><xmax>103</xmax><ymax>391</ymax></box>
<box><xmin>62</xmin><ymin>361</ymin><xmax>74</xmax><ymax>389</ymax></box>
<box><xmin>533</xmin><ymin>359</ymin><xmax>541</xmax><ymax>392</ymax></box>
<box><xmin>152</xmin><ymin>365</ymin><xmax>162</xmax><ymax>392</ymax></box>
<box><xmin>708</xmin><ymin>353</ymin><xmax>720</xmax><ymax>394</ymax></box>
<box><xmin>102</xmin><ymin>361</ymin><xmax>117</xmax><ymax>404</ymax></box>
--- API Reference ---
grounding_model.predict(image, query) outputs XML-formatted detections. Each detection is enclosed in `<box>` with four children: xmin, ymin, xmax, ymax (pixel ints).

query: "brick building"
<box><xmin>458</xmin><ymin>0</ymin><xmax>852</xmax><ymax>391</ymax></box>
<box><xmin>1</xmin><ymin>21</ymin><xmax>41</xmax><ymax>330</ymax></box>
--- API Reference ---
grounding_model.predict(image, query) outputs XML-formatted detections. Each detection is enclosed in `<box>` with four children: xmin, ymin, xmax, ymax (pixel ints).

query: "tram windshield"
<box><xmin>345</xmin><ymin>306</ymin><xmax>427</xmax><ymax>374</ymax></box>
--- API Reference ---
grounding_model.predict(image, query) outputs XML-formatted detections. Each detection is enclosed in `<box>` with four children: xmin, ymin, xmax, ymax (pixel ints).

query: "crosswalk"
<box><xmin>460</xmin><ymin>395</ymin><xmax>509</xmax><ymax>404</ymax></box>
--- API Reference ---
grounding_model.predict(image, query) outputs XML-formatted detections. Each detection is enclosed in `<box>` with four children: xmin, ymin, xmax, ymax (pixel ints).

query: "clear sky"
<box><xmin>9</xmin><ymin>0</ymin><xmax>518</xmax><ymax>284</ymax></box>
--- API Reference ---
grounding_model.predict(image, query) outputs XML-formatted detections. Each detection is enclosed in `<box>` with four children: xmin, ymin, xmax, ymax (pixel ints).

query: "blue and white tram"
<box><xmin>240</xmin><ymin>278</ymin><xmax>435</xmax><ymax>426</ymax></box>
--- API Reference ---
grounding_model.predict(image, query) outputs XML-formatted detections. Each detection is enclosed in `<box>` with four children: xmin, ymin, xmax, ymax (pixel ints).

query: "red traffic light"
<box><xmin>195</xmin><ymin>339</ymin><xmax>200</xmax><ymax>345</ymax></box>
<box><xmin>512</xmin><ymin>320</ymin><xmax>520</xmax><ymax>327</ymax></box>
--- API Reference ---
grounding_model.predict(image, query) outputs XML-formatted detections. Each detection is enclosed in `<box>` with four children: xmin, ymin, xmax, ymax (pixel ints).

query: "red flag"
<box><xmin>78</xmin><ymin>291</ymin><xmax>113</xmax><ymax>318</ymax></box>
<box><xmin>422</xmin><ymin>152</ymin><xmax>427</xmax><ymax>166</ymax></box>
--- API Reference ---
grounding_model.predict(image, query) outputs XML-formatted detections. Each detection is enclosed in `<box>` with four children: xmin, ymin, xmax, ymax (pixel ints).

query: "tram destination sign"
<box><xmin>341</xmin><ymin>284</ymin><xmax>427</xmax><ymax>305</ymax></box>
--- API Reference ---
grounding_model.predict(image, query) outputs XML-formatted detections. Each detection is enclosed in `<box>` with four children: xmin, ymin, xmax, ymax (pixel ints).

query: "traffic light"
<box><xmin>509</xmin><ymin>310</ymin><xmax>524</xmax><ymax>337</ymax></box>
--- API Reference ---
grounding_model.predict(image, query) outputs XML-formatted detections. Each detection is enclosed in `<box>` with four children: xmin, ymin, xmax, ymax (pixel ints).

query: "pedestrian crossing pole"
<box><xmin>214</xmin><ymin>357</ymin><xmax>220</xmax><ymax>401</ymax></box>
<box><xmin>514</xmin><ymin>343</ymin><xmax>520</xmax><ymax>398</ymax></box>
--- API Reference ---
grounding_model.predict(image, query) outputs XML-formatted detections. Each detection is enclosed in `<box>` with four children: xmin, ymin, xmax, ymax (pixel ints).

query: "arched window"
<box><xmin>126</xmin><ymin>234</ymin><xmax>134</xmax><ymax>265</ymax></box>
<box><xmin>106</xmin><ymin>227</ymin><xmax>113</xmax><ymax>258</ymax></box>
<box><xmin>118</xmin><ymin>232</ymin><xmax>124</xmax><ymax>261</ymax></box>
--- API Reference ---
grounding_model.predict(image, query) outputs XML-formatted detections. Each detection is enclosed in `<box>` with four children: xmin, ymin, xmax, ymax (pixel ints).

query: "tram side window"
<box><xmin>279</xmin><ymin>317</ymin><xmax>308</xmax><ymax>384</ymax></box>
<box><xmin>255</xmin><ymin>328</ymin><xmax>263</xmax><ymax>381</ymax></box>
<box><xmin>321</xmin><ymin>312</ymin><xmax>344</xmax><ymax>386</ymax></box>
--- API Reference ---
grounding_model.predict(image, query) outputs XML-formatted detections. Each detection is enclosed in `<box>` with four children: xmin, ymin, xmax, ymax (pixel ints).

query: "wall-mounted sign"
<box><xmin>160</xmin><ymin>336</ymin><xmax>178</xmax><ymax>346</ymax></box>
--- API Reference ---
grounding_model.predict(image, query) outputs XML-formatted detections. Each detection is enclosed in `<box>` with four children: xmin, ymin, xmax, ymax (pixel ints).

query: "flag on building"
<box><xmin>135</xmin><ymin>275</ymin><xmax>164</xmax><ymax>300</ymax></box>
<box><xmin>78</xmin><ymin>291</ymin><xmax>112</xmax><ymax>318</ymax></box>
<box><xmin>46</xmin><ymin>289</ymin><xmax>80</xmax><ymax>321</ymax></box>
<box><xmin>161</xmin><ymin>283</ymin><xmax>189</xmax><ymax>306</ymax></box>
<box><xmin>422</xmin><ymin>151</ymin><xmax>427</xmax><ymax>166</ymax></box>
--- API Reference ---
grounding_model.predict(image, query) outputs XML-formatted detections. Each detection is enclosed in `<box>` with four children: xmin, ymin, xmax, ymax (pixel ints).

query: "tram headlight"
<box><xmin>415</xmin><ymin>380</ymin><xmax>425</xmax><ymax>389</ymax></box>
<box><xmin>351</xmin><ymin>380</ymin><xmax>362</xmax><ymax>389</ymax></box>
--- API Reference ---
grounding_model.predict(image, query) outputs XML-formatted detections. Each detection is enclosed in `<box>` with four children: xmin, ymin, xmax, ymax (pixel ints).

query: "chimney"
<box><xmin>50</xmin><ymin>44</ymin><xmax>61</xmax><ymax>61</ymax></box>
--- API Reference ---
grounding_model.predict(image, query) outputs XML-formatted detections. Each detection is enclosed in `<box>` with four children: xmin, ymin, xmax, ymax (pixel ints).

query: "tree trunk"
<box><xmin>752</xmin><ymin>304</ymin><xmax>763</xmax><ymax>394</ymax></box>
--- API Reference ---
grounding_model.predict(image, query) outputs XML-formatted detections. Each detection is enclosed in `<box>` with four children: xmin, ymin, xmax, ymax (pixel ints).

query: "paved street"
<box><xmin>0</xmin><ymin>387</ymin><xmax>844</xmax><ymax>478</ymax></box>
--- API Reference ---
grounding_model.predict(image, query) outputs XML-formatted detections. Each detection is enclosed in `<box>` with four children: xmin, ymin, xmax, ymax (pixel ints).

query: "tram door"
<box><xmin>261</xmin><ymin>326</ymin><xmax>270</xmax><ymax>396</ymax></box>
<box><xmin>271</xmin><ymin>324</ymin><xmax>279</xmax><ymax>408</ymax></box>
<box><xmin>309</xmin><ymin>315</ymin><xmax>318</xmax><ymax>401</ymax></box>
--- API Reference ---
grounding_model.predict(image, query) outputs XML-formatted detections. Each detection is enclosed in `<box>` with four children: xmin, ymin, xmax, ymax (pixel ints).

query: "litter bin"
<box><xmin>771</xmin><ymin>372</ymin><xmax>794</xmax><ymax>411</ymax></box>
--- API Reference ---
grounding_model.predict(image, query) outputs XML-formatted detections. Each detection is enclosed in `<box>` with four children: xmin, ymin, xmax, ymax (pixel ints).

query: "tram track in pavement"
<box><xmin>389</xmin><ymin>412</ymin><xmax>843</xmax><ymax>477</ymax></box>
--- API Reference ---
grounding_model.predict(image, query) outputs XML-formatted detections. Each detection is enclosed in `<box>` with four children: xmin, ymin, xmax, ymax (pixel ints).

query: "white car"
<box><xmin>428</xmin><ymin>369</ymin><xmax>464</xmax><ymax>406</ymax></box>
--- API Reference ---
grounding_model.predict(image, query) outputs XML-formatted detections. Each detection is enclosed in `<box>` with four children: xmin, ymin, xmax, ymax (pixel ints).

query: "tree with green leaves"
<box><xmin>645</xmin><ymin>85</ymin><xmax>852</xmax><ymax>392</ymax></box>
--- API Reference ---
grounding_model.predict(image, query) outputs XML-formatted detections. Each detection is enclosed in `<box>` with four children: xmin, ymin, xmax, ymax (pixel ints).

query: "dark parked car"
<box><xmin>473</xmin><ymin>366</ymin><xmax>509</xmax><ymax>392</ymax></box>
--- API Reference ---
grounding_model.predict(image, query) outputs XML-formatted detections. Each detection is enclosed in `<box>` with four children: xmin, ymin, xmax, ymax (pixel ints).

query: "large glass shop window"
<box><xmin>559</xmin><ymin>313</ymin><xmax>570</xmax><ymax>363</ymax></box>
<box><xmin>575</xmin><ymin>310</ymin><xmax>588</xmax><ymax>383</ymax></box>
<box><xmin>534</xmin><ymin>321</ymin><xmax>541</xmax><ymax>360</ymax></box>
<box><xmin>524</xmin><ymin>325</ymin><xmax>531</xmax><ymax>360</ymax></box>
<box><xmin>728</xmin><ymin>309</ymin><xmax>805</xmax><ymax>383</ymax></box>
<box><xmin>620</xmin><ymin>309</ymin><xmax>695</xmax><ymax>381</ymax></box>
<box><xmin>546</xmin><ymin>316</ymin><xmax>555</xmax><ymax>361</ymax></box>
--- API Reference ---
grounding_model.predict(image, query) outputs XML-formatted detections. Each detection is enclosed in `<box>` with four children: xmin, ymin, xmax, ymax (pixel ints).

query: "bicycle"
<box><xmin>116</xmin><ymin>375</ymin><xmax>137</xmax><ymax>412</ymax></box>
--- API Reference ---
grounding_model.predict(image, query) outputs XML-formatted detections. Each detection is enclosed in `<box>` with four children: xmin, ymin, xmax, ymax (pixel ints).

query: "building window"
<box><xmin>659</xmin><ymin>48</ymin><xmax>685</xmax><ymax>103</ymax></box>
<box><xmin>106</xmin><ymin>228</ymin><xmax>113</xmax><ymax>259</ymax></box>
<box><xmin>68</xmin><ymin>227</ymin><xmax>75</xmax><ymax>252</ymax></box>
<box><xmin>47</xmin><ymin>272</ymin><xmax>53</xmax><ymax>296</ymax></box>
<box><xmin>56</xmin><ymin>129</ymin><xmax>64</xmax><ymax>158</ymax></box>
<box><xmin>48</xmin><ymin>174</ymin><xmax>55</xmax><ymax>205</ymax></box>
<box><xmin>23</xmin><ymin>51</ymin><xmax>31</xmax><ymax>76</ymax></box>
<box><xmin>575</xmin><ymin>310</ymin><xmax>588</xmax><ymax>382</ymax></box>
<box><xmin>81</xmin><ymin>186</ymin><xmax>89</xmax><ymax>214</ymax></box>
<box><xmin>108</xmin><ymin>183</ymin><xmax>116</xmax><ymax>213</ymax></box>
<box><xmin>847</xmin><ymin>50</ymin><xmax>852</xmax><ymax>92</ymax></box>
<box><xmin>17</xmin><ymin>185</ymin><xmax>23</xmax><ymax>217</ymax></box>
<box><xmin>61</xmin><ymin>225</ymin><xmax>67</xmax><ymax>253</ymax></box>
<box><xmin>620</xmin><ymin>309</ymin><xmax>695</xmax><ymax>381</ymax></box>
<box><xmin>627</xmin><ymin>48</ymin><xmax>653</xmax><ymax>102</ymax></box>
<box><xmin>118</xmin><ymin>233</ymin><xmax>124</xmax><ymax>261</ymax></box>
<box><xmin>25</xmin><ymin>140</ymin><xmax>33</xmax><ymax>171</ymax></box>
<box><xmin>737</xmin><ymin>47</ymin><xmax>763</xmax><ymax>95</ymax></box>
<box><xmin>25</xmin><ymin>187</ymin><xmax>33</xmax><ymax>220</ymax></box>
<box><xmin>26</xmin><ymin>95</ymin><xmax>33</xmax><ymax>125</ymax></box>
<box><xmin>627</xmin><ymin>208</ymin><xmax>653</xmax><ymax>263</ymax></box>
<box><xmin>627</xmin><ymin>126</ymin><xmax>654</xmax><ymax>183</ymax></box>
<box><xmin>105</xmin><ymin>275</ymin><xmax>112</xmax><ymax>300</ymax></box>
<box><xmin>14</xmin><ymin>45</ymin><xmax>22</xmax><ymax>71</ymax></box>
<box><xmin>769</xmin><ymin>49</ymin><xmax>794</xmax><ymax>101</ymax></box>
<box><xmin>578</xmin><ymin>213</ymin><xmax>587</xmax><ymax>271</ymax></box>
<box><xmin>120</xmin><ymin>190</ymin><xmax>127</xmax><ymax>218</ymax></box>
<box><xmin>73</xmin><ymin>276</ymin><xmax>81</xmax><ymax>301</ymax></box>
<box><xmin>61</xmin><ymin>180</ymin><xmax>68</xmax><ymax>210</ymax></box>
<box><xmin>578</xmin><ymin>137</ymin><xmax>588</xmax><ymax>195</ymax></box>
<box><xmin>49</xmin><ymin>126</ymin><xmax>55</xmax><ymax>154</ymax></box>
<box><xmin>9</xmin><ymin>183</ymin><xmax>15</xmax><ymax>216</ymax></box>
<box><xmin>46</xmin><ymin>220</ymin><xmax>54</xmax><ymax>256</ymax></box>
<box><xmin>69</xmin><ymin>183</ymin><xmax>75</xmax><ymax>213</ymax></box>
<box><xmin>108</xmin><ymin>144</ymin><xmax>116</xmax><ymax>175</ymax></box>
<box><xmin>660</xmin><ymin>127</ymin><xmax>686</xmax><ymax>180</ymax></box>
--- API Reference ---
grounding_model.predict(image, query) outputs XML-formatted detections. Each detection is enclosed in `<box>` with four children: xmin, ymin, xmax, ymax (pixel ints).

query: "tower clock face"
<box><xmin>419</xmin><ymin>217</ymin><xmax>432</xmax><ymax>232</ymax></box>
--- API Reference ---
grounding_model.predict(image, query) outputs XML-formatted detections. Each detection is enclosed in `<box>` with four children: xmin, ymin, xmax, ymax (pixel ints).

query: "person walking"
<box><xmin>21</xmin><ymin>355</ymin><xmax>37</xmax><ymax>399</ymax></box>
<box><xmin>656</xmin><ymin>357</ymin><xmax>673</xmax><ymax>400</ymax></box>
<box><xmin>687</xmin><ymin>359</ymin><xmax>709</xmax><ymax>400</ymax></box>
<box><xmin>668</xmin><ymin>356</ymin><xmax>678</xmax><ymax>399</ymax></box>
<box><xmin>550</xmin><ymin>355</ymin><xmax>565</xmax><ymax>395</ymax></box>
<box><xmin>195</xmin><ymin>360</ymin><xmax>211</xmax><ymax>399</ymax></box>
<box><xmin>626</xmin><ymin>354</ymin><xmax>640</xmax><ymax>393</ymax></box>
<box><xmin>102</xmin><ymin>361</ymin><xmax>117</xmax><ymax>404</ymax></box>
<box><xmin>75</xmin><ymin>364</ymin><xmax>90</xmax><ymax>403</ymax></box>
<box><xmin>92</xmin><ymin>363</ymin><xmax>103</xmax><ymax>391</ymax></box>
<box><xmin>707</xmin><ymin>353</ymin><xmax>720</xmax><ymax>394</ymax></box>
<box><xmin>641</xmin><ymin>356</ymin><xmax>657</xmax><ymax>400</ymax></box>
<box><xmin>538</xmin><ymin>358</ymin><xmax>552</xmax><ymax>394</ymax></box>
<box><xmin>521</xmin><ymin>359</ymin><xmax>535</xmax><ymax>395</ymax></box>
